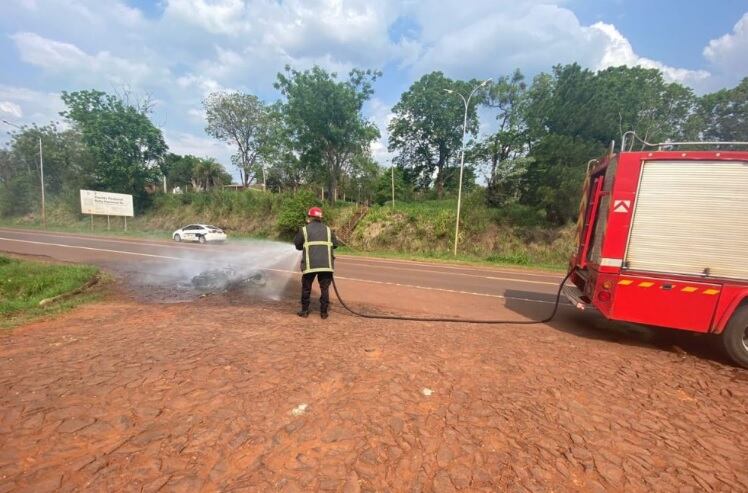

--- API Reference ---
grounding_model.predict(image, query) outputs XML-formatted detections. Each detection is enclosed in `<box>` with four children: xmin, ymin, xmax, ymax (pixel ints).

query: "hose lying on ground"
<box><xmin>330</xmin><ymin>270</ymin><xmax>573</xmax><ymax>324</ymax></box>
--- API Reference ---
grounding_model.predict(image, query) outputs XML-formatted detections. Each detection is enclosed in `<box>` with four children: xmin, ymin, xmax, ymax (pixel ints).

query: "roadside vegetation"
<box><xmin>0</xmin><ymin>255</ymin><xmax>100</xmax><ymax>327</ymax></box>
<box><xmin>0</xmin><ymin>63</ymin><xmax>744</xmax><ymax>269</ymax></box>
<box><xmin>4</xmin><ymin>189</ymin><xmax>574</xmax><ymax>268</ymax></box>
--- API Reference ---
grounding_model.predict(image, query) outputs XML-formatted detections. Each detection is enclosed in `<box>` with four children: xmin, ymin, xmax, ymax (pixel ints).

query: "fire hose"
<box><xmin>330</xmin><ymin>269</ymin><xmax>573</xmax><ymax>325</ymax></box>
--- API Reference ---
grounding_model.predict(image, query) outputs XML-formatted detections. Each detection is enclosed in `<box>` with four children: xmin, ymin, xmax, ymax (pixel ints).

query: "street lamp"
<box><xmin>444</xmin><ymin>78</ymin><xmax>491</xmax><ymax>256</ymax></box>
<box><xmin>2</xmin><ymin>119</ymin><xmax>46</xmax><ymax>228</ymax></box>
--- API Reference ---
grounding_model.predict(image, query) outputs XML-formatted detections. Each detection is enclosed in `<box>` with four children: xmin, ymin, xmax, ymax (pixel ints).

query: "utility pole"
<box><xmin>39</xmin><ymin>136</ymin><xmax>45</xmax><ymax>228</ymax></box>
<box><xmin>391</xmin><ymin>165</ymin><xmax>395</xmax><ymax>208</ymax></box>
<box><xmin>444</xmin><ymin>78</ymin><xmax>491</xmax><ymax>256</ymax></box>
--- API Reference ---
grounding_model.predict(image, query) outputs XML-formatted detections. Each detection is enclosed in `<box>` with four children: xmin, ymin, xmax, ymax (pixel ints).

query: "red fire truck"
<box><xmin>565</xmin><ymin>134</ymin><xmax>748</xmax><ymax>367</ymax></box>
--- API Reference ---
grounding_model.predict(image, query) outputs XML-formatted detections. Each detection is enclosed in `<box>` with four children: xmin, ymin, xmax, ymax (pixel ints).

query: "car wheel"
<box><xmin>721</xmin><ymin>304</ymin><xmax>748</xmax><ymax>368</ymax></box>
<box><xmin>198</xmin><ymin>235</ymin><xmax>207</xmax><ymax>244</ymax></box>
<box><xmin>174</xmin><ymin>234</ymin><xmax>181</xmax><ymax>242</ymax></box>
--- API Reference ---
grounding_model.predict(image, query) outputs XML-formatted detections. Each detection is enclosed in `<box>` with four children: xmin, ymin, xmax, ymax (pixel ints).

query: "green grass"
<box><xmin>0</xmin><ymin>255</ymin><xmax>100</xmax><ymax>327</ymax></box>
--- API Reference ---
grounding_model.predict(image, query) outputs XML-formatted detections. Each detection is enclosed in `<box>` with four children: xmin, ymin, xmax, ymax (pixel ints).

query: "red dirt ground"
<box><xmin>1</xmin><ymin>290</ymin><xmax>747</xmax><ymax>492</ymax></box>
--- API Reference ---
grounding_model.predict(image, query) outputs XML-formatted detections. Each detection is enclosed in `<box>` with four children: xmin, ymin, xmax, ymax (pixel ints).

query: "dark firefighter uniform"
<box><xmin>294</xmin><ymin>208</ymin><xmax>338</xmax><ymax>318</ymax></box>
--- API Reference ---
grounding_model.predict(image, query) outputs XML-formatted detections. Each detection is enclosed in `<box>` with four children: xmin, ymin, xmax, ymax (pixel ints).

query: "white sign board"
<box><xmin>80</xmin><ymin>190</ymin><xmax>134</xmax><ymax>217</ymax></box>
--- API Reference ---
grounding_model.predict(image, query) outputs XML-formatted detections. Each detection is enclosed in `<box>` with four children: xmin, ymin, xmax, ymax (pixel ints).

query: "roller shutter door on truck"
<box><xmin>625</xmin><ymin>160</ymin><xmax>748</xmax><ymax>280</ymax></box>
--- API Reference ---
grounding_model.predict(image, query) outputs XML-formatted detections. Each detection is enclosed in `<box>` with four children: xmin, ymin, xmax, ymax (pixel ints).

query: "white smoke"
<box><xmin>127</xmin><ymin>239</ymin><xmax>300</xmax><ymax>302</ymax></box>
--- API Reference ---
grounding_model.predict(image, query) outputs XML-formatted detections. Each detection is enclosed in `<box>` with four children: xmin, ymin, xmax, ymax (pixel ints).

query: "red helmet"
<box><xmin>307</xmin><ymin>207</ymin><xmax>323</xmax><ymax>219</ymax></box>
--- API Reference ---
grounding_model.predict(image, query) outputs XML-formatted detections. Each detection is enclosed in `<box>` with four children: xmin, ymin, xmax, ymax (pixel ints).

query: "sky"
<box><xmin>1</xmin><ymin>0</ymin><xmax>746</xmax><ymax>178</ymax></box>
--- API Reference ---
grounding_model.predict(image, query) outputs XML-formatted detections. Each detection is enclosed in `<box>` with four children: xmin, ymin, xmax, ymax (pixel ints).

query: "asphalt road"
<box><xmin>0</xmin><ymin>228</ymin><xmax>561</xmax><ymax>303</ymax></box>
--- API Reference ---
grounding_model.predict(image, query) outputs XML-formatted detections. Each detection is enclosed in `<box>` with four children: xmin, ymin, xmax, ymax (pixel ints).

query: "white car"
<box><xmin>172</xmin><ymin>224</ymin><xmax>227</xmax><ymax>244</ymax></box>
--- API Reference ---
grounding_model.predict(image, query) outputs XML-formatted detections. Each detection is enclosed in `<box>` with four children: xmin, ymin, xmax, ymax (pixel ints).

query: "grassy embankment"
<box><xmin>0</xmin><ymin>255</ymin><xmax>100</xmax><ymax>327</ymax></box>
<box><xmin>2</xmin><ymin>190</ymin><xmax>574</xmax><ymax>270</ymax></box>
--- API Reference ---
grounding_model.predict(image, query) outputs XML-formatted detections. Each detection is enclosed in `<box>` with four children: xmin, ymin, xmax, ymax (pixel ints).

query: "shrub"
<box><xmin>276</xmin><ymin>189</ymin><xmax>321</xmax><ymax>237</ymax></box>
<box><xmin>0</xmin><ymin>176</ymin><xmax>34</xmax><ymax>217</ymax></box>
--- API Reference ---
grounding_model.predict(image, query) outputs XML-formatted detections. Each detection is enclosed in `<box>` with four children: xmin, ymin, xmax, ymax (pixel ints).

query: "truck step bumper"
<box><xmin>563</xmin><ymin>285</ymin><xmax>591</xmax><ymax>311</ymax></box>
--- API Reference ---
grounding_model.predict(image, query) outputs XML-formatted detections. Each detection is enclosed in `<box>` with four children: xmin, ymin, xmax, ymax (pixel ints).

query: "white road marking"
<box><xmin>337</xmin><ymin>254</ymin><xmax>561</xmax><ymax>278</ymax></box>
<box><xmin>0</xmin><ymin>237</ymin><xmax>182</xmax><ymax>260</ymax></box>
<box><xmin>0</xmin><ymin>228</ymin><xmax>203</xmax><ymax>251</ymax></box>
<box><xmin>337</xmin><ymin>260</ymin><xmax>559</xmax><ymax>285</ymax></box>
<box><xmin>0</xmin><ymin>236</ymin><xmax>564</xmax><ymax>306</ymax></box>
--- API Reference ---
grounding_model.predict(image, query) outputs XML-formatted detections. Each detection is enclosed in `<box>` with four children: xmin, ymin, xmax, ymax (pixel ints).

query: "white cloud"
<box><xmin>704</xmin><ymin>12</ymin><xmax>748</xmax><ymax>76</ymax></box>
<box><xmin>0</xmin><ymin>85</ymin><xmax>64</xmax><ymax>125</ymax></box>
<box><xmin>164</xmin><ymin>0</ymin><xmax>248</xmax><ymax>35</ymax></box>
<box><xmin>164</xmin><ymin>129</ymin><xmax>233</xmax><ymax>162</ymax></box>
<box><xmin>592</xmin><ymin>22</ymin><xmax>711</xmax><ymax>86</ymax></box>
<box><xmin>3</xmin><ymin>0</ymin><xmax>746</xmax><ymax>166</ymax></box>
<box><xmin>403</xmin><ymin>1</ymin><xmax>716</xmax><ymax>89</ymax></box>
<box><xmin>176</xmin><ymin>74</ymin><xmax>230</xmax><ymax>96</ymax></box>
<box><xmin>0</xmin><ymin>86</ymin><xmax>67</xmax><ymax>147</ymax></box>
<box><xmin>366</xmin><ymin>97</ymin><xmax>395</xmax><ymax>163</ymax></box>
<box><xmin>11</xmin><ymin>32</ymin><xmax>156</xmax><ymax>86</ymax></box>
<box><xmin>0</xmin><ymin>101</ymin><xmax>23</xmax><ymax>118</ymax></box>
<box><xmin>187</xmin><ymin>107</ymin><xmax>207</xmax><ymax>122</ymax></box>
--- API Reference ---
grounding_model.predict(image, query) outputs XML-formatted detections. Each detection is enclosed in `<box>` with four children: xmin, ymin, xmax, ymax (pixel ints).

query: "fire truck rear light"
<box><xmin>602</xmin><ymin>280</ymin><xmax>613</xmax><ymax>290</ymax></box>
<box><xmin>598</xmin><ymin>291</ymin><xmax>611</xmax><ymax>302</ymax></box>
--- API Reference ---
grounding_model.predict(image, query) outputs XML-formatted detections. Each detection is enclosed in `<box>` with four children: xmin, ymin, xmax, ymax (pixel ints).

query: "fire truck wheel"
<box><xmin>721</xmin><ymin>305</ymin><xmax>748</xmax><ymax>368</ymax></box>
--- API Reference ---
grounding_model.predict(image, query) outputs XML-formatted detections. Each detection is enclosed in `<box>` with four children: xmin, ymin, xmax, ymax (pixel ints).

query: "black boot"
<box><xmin>320</xmin><ymin>311</ymin><xmax>329</xmax><ymax>320</ymax></box>
<box><xmin>297</xmin><ymin>309</ymin><xmax>309</xmax><ymax>318</ymax></box>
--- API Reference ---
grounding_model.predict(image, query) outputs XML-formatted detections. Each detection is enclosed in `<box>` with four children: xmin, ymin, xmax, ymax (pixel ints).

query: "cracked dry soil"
<box><xmin>1</xmin><ymin>296</ymin><xmax>747</xmax><ymax>492</ymax></box>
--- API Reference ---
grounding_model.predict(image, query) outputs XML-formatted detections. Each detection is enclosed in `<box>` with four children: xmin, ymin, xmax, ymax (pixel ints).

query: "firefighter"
<box><xmin>294</xmin><ymin>207</ymin><xmax>339</xmax><ymax>319</ymax></box>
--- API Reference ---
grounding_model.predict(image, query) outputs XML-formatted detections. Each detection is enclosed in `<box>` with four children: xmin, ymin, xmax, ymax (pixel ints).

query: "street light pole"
<box><xmin>2</xmin><ymin>119</ymin><xmax>46</xmax><ymax>228</ymax></box>
<box><xmin>444</xmin><ymin>78</ymin><xmax>491</xmax><ymax>256</ymax></box>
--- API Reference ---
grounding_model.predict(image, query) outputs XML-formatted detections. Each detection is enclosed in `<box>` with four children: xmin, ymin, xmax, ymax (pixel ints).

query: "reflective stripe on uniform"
<box><xmin>327</xmin><ymin>227</ymin><xmax>332</xmax><ymax>270</ymax></box>
<box><xmin>302</xmin><ymin>226</ymin><xmax>311</xmax><ymax>274</ymax></box>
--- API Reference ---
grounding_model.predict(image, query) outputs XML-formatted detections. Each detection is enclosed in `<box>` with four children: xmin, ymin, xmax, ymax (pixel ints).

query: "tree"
<box><xmin>388</xmin><ymin>72</ymin><xmax>481</xmax><ymax>198</ymax></box>
<box><xmin>160</xmin><ymin>153</ymin><xmax>231</xmax><ymax>191</ymax></box>
<box><xmin>160</xmin><ymin>153</ymin><xmax>197</xmax><ymax>190</ymax></box>
<box><xmin>0</xmin><ymin>148</ymin><xmax>34</xmax><ymax>216</ymax></box>
<box><xmin>523</xmin><ymin>135</ymin><xmax>604</xmax><ymax>224</ymax></box>
<box><xmin>60</xmin><ymin>90</ymin><xmax>167</xmax><ymax>210</ymax></box>
<box><xmin>191</xmin><ymin>158</ymin><xmax>232</xmax><ymax>191</ymax></box>
<box><xmin>478</xmin><ymin>70</ymin><xmax>529</xmax><ymax>206</ymax></box>
<box><xmin>275</xmin><ymin>65</ymin><xmax>380</xmax><ymax>204</ymax></box>
<box><xmin>262</xmin><ymin>102</ymin><xmax>311</xmax><ymax>193</ymax></box>
<box><xmin>443</xmin><ymin>165</ymin><xmax>478</xmax><ymax>195</ymax></box>
<box><xmin>344</xmin><ymin>153</ymin><xmax>381</xmax><ymax>204</ymax></box>
<box><xmin>7</xmin><ymin>123</ymin><xmax>94</xmax><ymax>196</ymax></box>
<box><xmin>204</xmin><ymin>92</ymin><xmax>275</xmax><ymax>188</ymax></box>
<box><xmin>696</xmin><ymin>77</ymin><xmax>748</xmax><ymax>142</ymax></box>
<box><xmin>374</xmin><ymin>166</ymin><xmax>408</xmax><ymax>205</ymax></box>
<box><xmin>518</xmin><ymin>64</ymin><xmax>698</xmax><ymax>223</ymax></box>
<box><xmin>528</xmin><ymin>64</ymin><xmax>696</xmax><ymax>148</ymax></box>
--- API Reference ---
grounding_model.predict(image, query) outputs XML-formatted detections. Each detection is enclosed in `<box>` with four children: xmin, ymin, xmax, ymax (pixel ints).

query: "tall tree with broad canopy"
<box><xmin>60</xmin><ymin>90</ymin><xmax>167</xmax><ymax>210</ymax></box>
<box><xmin>476</xmin><ymin>69</ymin><xmax>530</xmax><ymax>206</ymax></box>
<box><xmin>520</xmin><ymin>64</ymin><xmax>698</xmax><ymax>223</ymax></box>
<box><xmin>696</xmin><ymin>77</ymin><xmax>748</xmax><ymax>142</ymax></box>
<box><xmin>203</xmin><ymin>92</ymin><xmax>276</xmax><ymax>188</ymax></box>
<box><xmin>274</xmin><ymin>65</ymin><xmax>380</xmax><ymax>204</ymax></box>
<box><xmin>388</xmin><ymin>72</ymin><xmax>481</xmax><ymax>198</ymax></box>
